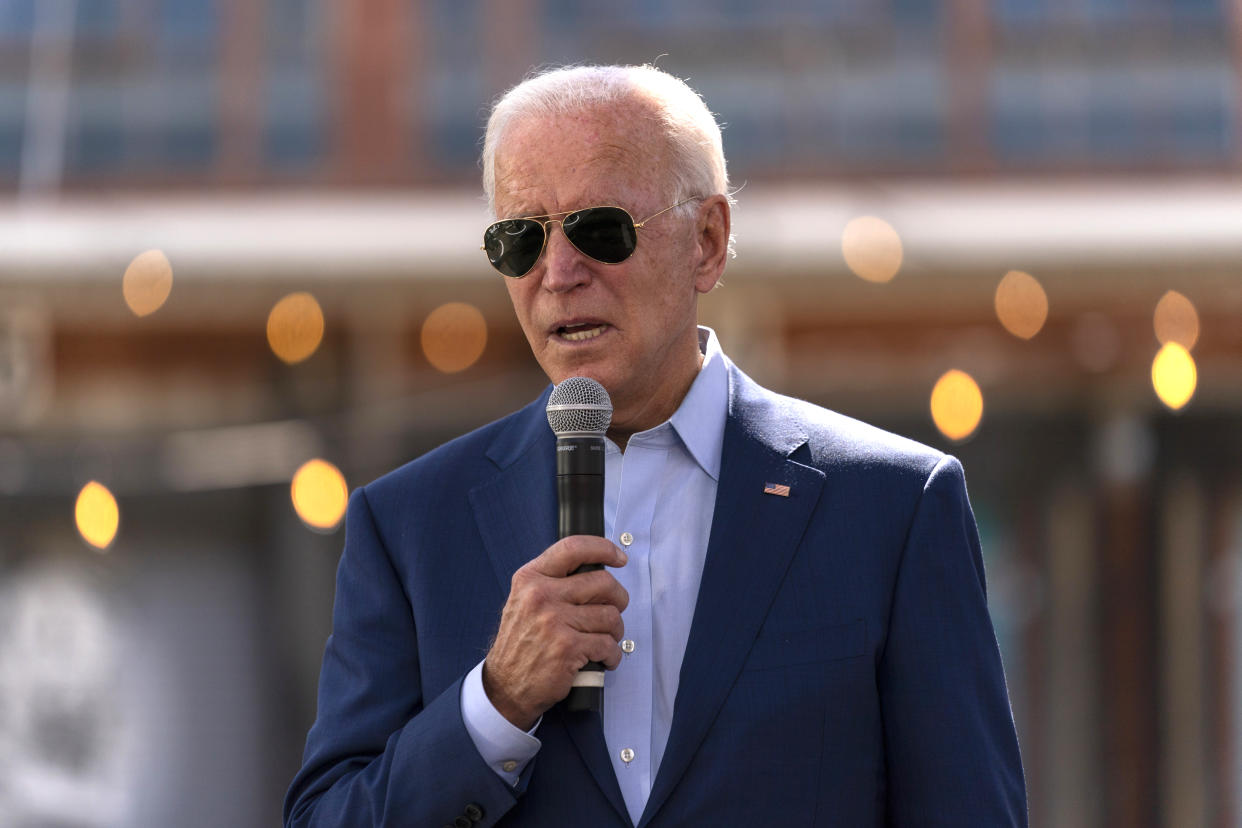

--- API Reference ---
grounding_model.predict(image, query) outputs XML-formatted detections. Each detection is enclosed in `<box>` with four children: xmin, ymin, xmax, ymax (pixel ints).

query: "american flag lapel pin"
<box><xmin>763</xmin><ymin>482</ymin><xmax>791</xmax><ymax>497</ymax></box>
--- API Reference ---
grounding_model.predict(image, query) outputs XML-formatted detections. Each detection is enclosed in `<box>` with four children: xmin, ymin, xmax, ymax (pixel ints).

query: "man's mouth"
<box><xmin>556</xmin><ymin>322</ymin><xmax>609</xmax><ymax>342</ymax></box>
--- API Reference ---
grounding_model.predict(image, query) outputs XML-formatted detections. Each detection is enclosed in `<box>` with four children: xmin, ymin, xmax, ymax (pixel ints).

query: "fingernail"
<box><xmin>618</xmin><ymin>549</ymin><xmax>628</xmax><ymax>565</ymax></box>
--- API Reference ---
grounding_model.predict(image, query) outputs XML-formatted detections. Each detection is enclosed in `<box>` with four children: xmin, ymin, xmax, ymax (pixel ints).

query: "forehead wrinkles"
<box><xmin>494</xmin><ymin>111</ymin><xmax>670</xmax><ymax>213</ymax></box>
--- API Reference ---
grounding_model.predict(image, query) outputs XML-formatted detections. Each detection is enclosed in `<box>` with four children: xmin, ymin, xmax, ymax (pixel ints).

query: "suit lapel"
<box><xmin>469</xmin><ymin>442</ymin><xmax>556</xmax><ymax>595</ymax></box>
<box><xmin>639</xmin><ymin>370</ymin><xmax>826</xmax><ymax>827</ymax></box>
<box><xmin>469</xmin><ymin>390</ymin><xmax>558</xmax><ymax>593</ymax></box>
<box><xmin>467</xmin><ymin>391</ymin><xmax>631</xmax><ymax>825</ymax></box>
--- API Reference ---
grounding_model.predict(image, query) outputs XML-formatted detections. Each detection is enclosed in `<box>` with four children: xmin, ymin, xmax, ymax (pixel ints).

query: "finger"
<box><xmin>567</xmin><ymin>603</ymin><xmax>625</xmax><ymax>641</ymax></box>
<box><xmin>558</xmin><ymin>569</ymin><xmax>629</xmax><ymax>611</ymax></box>
<box><xmin>531</xmin><ymin>535</ymin><xmax>627</xmax><ymax>577</ymax></box>
<box><xmin>580</xmin><ymin>633</ymin><xmax>624</xmax><ymax>671</ymax></box>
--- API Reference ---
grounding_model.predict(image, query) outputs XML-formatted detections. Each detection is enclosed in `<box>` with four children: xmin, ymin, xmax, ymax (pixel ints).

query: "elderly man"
<box><xmin>285</xmin><ymin>65</ymin><xmax>1026</xmax><ymax>827</ymax></box>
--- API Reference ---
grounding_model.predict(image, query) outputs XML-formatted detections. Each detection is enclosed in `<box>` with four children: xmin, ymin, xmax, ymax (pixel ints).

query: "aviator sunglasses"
<box><xmin>482</xmin><ymin>195</ymin><xmax>701</xmax><ymax>278</ymax></box>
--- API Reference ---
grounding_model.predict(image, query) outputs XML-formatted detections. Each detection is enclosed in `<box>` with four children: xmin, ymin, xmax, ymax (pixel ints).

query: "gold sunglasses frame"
<box><xmin>481</xmin><ymin>195</ymin><xmax>702</xmax><ymax>277</ymax></box>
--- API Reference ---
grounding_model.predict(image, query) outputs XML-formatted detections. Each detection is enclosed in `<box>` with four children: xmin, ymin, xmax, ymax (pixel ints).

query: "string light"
<box><xmin>122</xmin><ymin>249</ymin><xmax>173</xmax><ymax>317</ymax></box>
<box><xmin>1153</xmin><ymin>290</ymin><xmax>1200</xmax><ymax>350</ymax></box>
<box><xmin>994</xmin><ymin>270</ymin><xmax>1049</xmax><ymax>340</ymax></box>
<box><xmin>1151</xmin><ymin>343</ymin><xmax>1197</xmax><ymax>410</ymax></box>
<box><xmin>291</xmin><ymin>459</ymin><xmax>348</xmax><ymax>531</ymax></box>
<box><xmin>267</xmin><ymin>292</ymin><xmax>325</xmax><ymax>364</ymax></box>
<box><xmin>75</xmin><ymin>481</ymin><xmax>119</xmax><ymax>550</ymax></box>
<box><xmin>841</xmin><ymin>216</ymin><xmax>903</xmax><ymax>284</ymax></box>
<box><xmin>421</xmin><ymin>302</ymin><xmax>488</xmax><ymax>373</ymax></box>
<box><xmin>930</xmin><ymin>370</ymin><xmax>984</xmax><ymax>441</ymax></box>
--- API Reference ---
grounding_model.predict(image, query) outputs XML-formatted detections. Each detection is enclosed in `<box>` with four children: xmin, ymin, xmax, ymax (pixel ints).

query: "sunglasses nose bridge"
<box><xmin>538</xmin><ymin>215</ymin><xmax>596</xmax><ymax>289</ymax></box>
<box><xmin>541</xmin><ymin>216</ymin><xmax>587</xmax><ymax>259</ymax></box>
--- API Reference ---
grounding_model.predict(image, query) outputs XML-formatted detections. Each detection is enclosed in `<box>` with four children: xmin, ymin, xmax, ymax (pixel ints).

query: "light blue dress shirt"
<box><xmin>462</xmin><ymin>327</ymin><xmax>729</xmax><ymax>823</ymax></box>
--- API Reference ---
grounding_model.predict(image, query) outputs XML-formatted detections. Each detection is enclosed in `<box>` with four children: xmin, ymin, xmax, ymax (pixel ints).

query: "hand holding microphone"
<box><xmin>481</xmin><ymin>377</ymin><xmax>626</xmax><ymax>727</ymax></box>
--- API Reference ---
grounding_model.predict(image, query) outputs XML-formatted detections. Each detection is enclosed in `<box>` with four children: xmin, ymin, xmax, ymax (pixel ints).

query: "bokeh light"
<box><xmin>291</xmin><ymin>459</ymin><xmax>348</xmax><ymax>532</ymax></box>
<box><xmin>74</xmin><ymin>481</ymin><xmax>119</xmax><ymax>550</ymax></box>
<box><xmin>994</xmin><ymin>270</ymin><xmax>1049</xmax><ymax>340</ymax></box>
<box><xmin>267</xmin><ymin>292</ymin><xmax>325</xmax><ymax>364</ymax></box>
<box><xmin>1153</xmin><ymin>290</ymin><xmax>1200</xmax><ymax>350</ymax></box>
<box><xmin>1152</xmin><ymin>342</ymin><xmax>1197</xmax><ymax>410</ymax></box>
<box><xmin>421</xmin><ymin>302</ymin><xmax>488</xmax><ymax>373</ymax></box>
<box><xmin>930</xmin><ymin>369</ymin><xmax>984</xmax><ymax>441</ymax></box>
<box><xmin>841</xmin><ymin>216</ymin><xmax>903</xmax><ymax>284</ymax></box>
<box><xmin>122</xmin><ymin>249</ymin><xmax>173</xmax><ymax>317</ymax></box>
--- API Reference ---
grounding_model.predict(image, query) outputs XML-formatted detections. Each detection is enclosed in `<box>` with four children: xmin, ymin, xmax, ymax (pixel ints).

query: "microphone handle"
<box><xmin>556</xmin><ymin>435</ymin><xmax>606</xmax><ymax>713</ymax></box>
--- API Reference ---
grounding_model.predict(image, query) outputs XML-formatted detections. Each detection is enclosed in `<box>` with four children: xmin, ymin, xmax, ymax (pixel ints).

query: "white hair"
<box><xmin>481</xmin><ymin>64</ymin><xmax>731</xmax><ymax>218</ymax></box>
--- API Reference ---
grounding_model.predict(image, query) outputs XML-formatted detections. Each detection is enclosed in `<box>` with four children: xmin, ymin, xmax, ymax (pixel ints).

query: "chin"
<box><xmin>542</xmin><ymin>358</ymin><xmax>614</xmax><ymax>389</ymax></box>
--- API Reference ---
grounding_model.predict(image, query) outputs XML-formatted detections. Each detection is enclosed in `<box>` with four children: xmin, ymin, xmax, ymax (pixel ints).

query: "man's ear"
<box><xmin>692</xmin><ymin>195</ymin><xmax>731</xmax><ymax>294</ymax></box>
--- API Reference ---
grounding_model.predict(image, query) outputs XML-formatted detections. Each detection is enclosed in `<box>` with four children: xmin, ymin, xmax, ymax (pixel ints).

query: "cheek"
<box><xmin>504</xmin><ymin>289</ymin><xmax>544</xmax><ymax>350</ymax></box>
<box><xmin>639</xmin><ymin>231</ymin><xmax>697</xmax><ymax>292</ymax></box>
<box><xmin>638</xmin><ymin>254</ymin><xmax>698</xmax><ymax>318</ymax></box>
<box><xmin>504</xmin><ymin>282</ymin><xmax>534</xmax><ymax>322</ymax></box>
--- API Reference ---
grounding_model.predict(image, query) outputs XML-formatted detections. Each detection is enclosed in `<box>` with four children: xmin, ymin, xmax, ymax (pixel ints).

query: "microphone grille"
<box><xmin>546</xmin><ymin>376</ymin><xmax>613</xmax><ymax>436</ymax></box>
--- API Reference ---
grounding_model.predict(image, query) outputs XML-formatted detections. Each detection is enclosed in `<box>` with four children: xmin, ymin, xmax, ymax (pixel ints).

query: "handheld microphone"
<box><xmin>545</xmin><ymin>376</ymin><xmax>612</xmax><ymax>713</ymax></box>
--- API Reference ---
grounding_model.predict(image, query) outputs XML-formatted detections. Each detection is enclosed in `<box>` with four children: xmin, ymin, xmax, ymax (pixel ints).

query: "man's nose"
<box><xmin>539</xmin><ymin>222</ymin><xmax>592</xmax><ymax>292</ymax></box>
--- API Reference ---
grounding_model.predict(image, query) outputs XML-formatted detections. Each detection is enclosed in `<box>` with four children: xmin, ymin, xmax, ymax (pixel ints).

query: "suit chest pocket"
<box><xmin>744</xmin><ymin>618</ymin><xmax>867</xmax><ymax>672</ymax></box>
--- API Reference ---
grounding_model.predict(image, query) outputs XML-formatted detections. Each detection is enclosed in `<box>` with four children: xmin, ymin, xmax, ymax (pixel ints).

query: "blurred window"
<box><xmin>77</xmin><ymin>0</ymin><xmax>121</xmax><ymax>36</ymax></box>
<box><xmin>992</xmin><ymin>62</ymin><xmax>1233</xmax><ymax>165</ymax></box>
<box><xmin>991</xmin><ymin>0</ymin><xmax>1232</xmax><ymax>166</ymax></box>
<box><xmin>66</xmin><ymin>81</ymin><xmax>125</xmax><ymax>172</ymax></box>
<box><xmin>146</xmin><ymin>0</ymin><xmax>218</xmax><ymax>169</ymax></box>
<box><xmin>424</xmin><ymin>0</ymin><xmax>486</xmax><ymax>166</ymax></box>
<box><xmin>154</xmin><ymin>76</ymin><xmax>217</xmax><ymax>168</ymax></box>
<box><xmin>0</xmin><ymin>0</ymin><xmax>35</xmax><ymax>35</ymax></box>
<box><xmin>993</xmin><ymin>0</ymin><xmax>1058</xmax><ymax>26</ymax></box>
<box><xmin>1088</xmin><ymin>0</ymin><xmax>1222</xmax><ymax>23</ymax></box>
<box><xmin>990</xmin><ymin>67</ymin><xmax>1089</xmax><ymax>162</ymax></box>
<box><xmin>832</xmin><ymin>59</ymin><xmax>946</xmax><ymax>162</ymax></box>
<box><xmin>1164</xmin><ymin>65</ymin><xmax>1233</xmax><ymax>159</ymax></box>
<box><xmin>159</xmin><ymin>0</ymin><xmax>217</xmax><ymax>41</ymax></box>
<box><xmin>1086</xmin><ymin>68</ymin><xmax>1148</xmax><ymax>163</ymax></box>
<box><xmin>998</xmin><ymin>0</ymin><xmax>1223</xmax><ymax>25</ymax></box>
<box><xmin>1167</xmin><ymin>0</ymin><xmax>1222</xmax><ymax>19</ymax></box>
<box><xmin>892</xmin><ymin>0</ymin><xmax>941</xmax><ymax>24</ymax></box>
<box><xmin>53</xmin><ymin>0</ymin><xmax>221</xmax><ymax>176</ymax></box>
<box><xmin>0</xmin><ymin>83</ymin><xmax>22</xmax><ymax>172</ymax></box>
<box><xmin>265</xmin><ymin>0</ymin><xmax>325</xmax><ymax>166</ymax></box>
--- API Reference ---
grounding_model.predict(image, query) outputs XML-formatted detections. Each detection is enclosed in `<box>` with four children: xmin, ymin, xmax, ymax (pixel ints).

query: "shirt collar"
<box><xmin>606</xmin><ymin>327</ymin><xmax>729</xmax><ymax>482</ymax></box>
<box><xmin>667</xmin><ymin>326</ymin><xmax>728</xmax><ymax>481</ymax></box>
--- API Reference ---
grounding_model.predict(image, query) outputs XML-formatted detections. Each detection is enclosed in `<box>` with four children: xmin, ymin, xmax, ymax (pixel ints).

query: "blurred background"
<box><xmin>0</xmin><ymin>0</ymin><xmax>1239</xmax><ymax>826</ymax></box>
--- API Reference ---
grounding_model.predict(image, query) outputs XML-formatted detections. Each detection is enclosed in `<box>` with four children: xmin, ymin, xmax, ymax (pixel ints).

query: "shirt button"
<box><xmin>501</xmin><ymin>760</ymin><xmax>518</xmax><ymax>773</ymax></box>
<box><xmin>621</xmin><ymin>639</ymin><xmax>636</xmax><ymax>654</ymax></box>
<box><xmin>619</xmin><ymin>532</ymin><xmax>634</xmax><ymax>546</ymax></box>
<box><xmin>620</xmin><ymin>747</ymin><xmax>635</xmax><ymax>763</ymax></box>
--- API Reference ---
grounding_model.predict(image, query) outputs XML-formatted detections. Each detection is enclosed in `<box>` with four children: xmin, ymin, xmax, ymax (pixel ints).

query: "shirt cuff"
<box><xmin>461</xmin><ymin>660</ymin><xmax>542</xmax><ymax>787</ymax></box>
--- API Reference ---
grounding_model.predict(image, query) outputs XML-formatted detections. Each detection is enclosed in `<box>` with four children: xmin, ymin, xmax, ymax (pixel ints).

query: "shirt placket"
<box><xmin>604</xmin><ymin>440</ymin><xmax>664</xmax><ymax>824</ymax></box>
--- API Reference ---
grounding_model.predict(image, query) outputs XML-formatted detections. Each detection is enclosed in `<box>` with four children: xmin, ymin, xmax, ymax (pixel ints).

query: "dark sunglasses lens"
<box><xmin>563</xmin><ymin>207</ymin><xmax>637</xmax><ymax>264</ymax></box>
<box><xmin>484</xmin><ymin>219</ymin><xmax>545</xmax><ymax>277</ymax></box>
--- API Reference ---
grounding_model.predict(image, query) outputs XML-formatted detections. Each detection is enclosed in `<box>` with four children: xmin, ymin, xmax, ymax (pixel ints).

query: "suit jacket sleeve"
<box><xmin>879</xmin><ymin>455</ymin><xmax>1027</xmax><ymax>826</ymax></box>
<box><xmin>284</xmin><ymin>487</ymin><xmax>522</xmax><ymax>828</ymax></box>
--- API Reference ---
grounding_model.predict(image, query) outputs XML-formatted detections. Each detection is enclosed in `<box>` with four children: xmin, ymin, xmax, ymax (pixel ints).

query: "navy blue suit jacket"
<box><xmin>285</xmin><ymin>365</ymin><xmax>1026</xmax><ymax>827</ymax></box>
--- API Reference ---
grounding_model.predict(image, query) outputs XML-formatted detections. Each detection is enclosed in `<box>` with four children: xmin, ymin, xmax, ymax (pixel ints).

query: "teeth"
<box><xmin>560</xmin><ymin>324</ymin><xmax>607</xmax><ymax>342</ymax></box>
